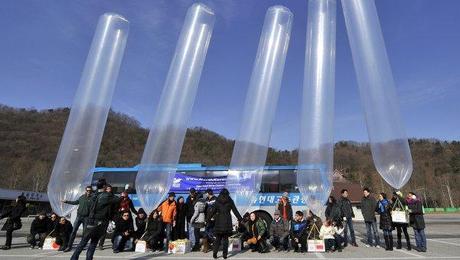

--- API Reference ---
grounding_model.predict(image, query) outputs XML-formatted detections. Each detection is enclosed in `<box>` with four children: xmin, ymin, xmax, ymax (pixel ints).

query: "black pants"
<box><xmin>270</xmin><ymin>235</ymin><xmax>289</xmax><ymax>250</ymax></box>
<box><xmin>5</xmin><ymin>229</ymin><xmax>13</xmax><ymax>247</ymax></box>
<box><xmin>291</xmin><ymin>235</ymin><xmax>307</xmax><ymax>252</ymax></box>
<box><xmin>193</xmin><ymin>227</ymin><xmax>201</xmax><ymax>247</ymax></box>
<box><xmin>56</xmin><ymin>234</ymin><xmax>70</xmax><ymax>250</ymax></box>
<box><xmin>68</xmin><ymin>215</ymin><xmax>87</xmax><ymax>249</ymax></box>
<box><xmin>70</xmin><ymin>222</ymin><xmax>106</xmax><ymax>260</ymax></box>
<box><xmin>213</xmin><ymin>233</ymin><xmax>229</xmax><ymax>258</ymax></box>
<box><xmin>98</xmin><ymin>221</ymin><xmax>110</xmax><ymax>247</ymax></box>
<box><xmin>396</xmin><ymin>225</ymin><xmax>411</xmax><ymax>248</ymax></box>
<box><xmin>325</xmin><ymin>238</ymin><xmax>336</xmax><ymax>251</ymax></box>
<box><xmin>148</xmin><ymin>235</ymin><xmax>164</xmax><ymax>251</ymax></box>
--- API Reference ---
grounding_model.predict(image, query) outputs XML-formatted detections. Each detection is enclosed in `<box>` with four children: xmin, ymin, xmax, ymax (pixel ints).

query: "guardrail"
<box><xmin>424</xmin><ymin>207</ymin><xmax>459</xmax><ymax>213</ymax></box>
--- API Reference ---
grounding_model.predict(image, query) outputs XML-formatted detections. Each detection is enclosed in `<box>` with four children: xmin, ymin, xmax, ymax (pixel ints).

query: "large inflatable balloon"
<box><xmin>342</xmin><ymin>0</ymin><xmax>412</xmax><ymax>189</ymax></box>
<box><xmin>135</xmin><ymin>3</ymin><xmax>215</xmax><ymax>213</ymax></box>
<box><xmin>298</xmin><ymin>0</ymin><xmax>336</xmax><ymax>218</ymax></box>
<box><xmin>226</xmin><ymin>6</ymin><xmax>293</xmax><ymax>215</ymax></box>
<box><xmin>47</xmin><ymin>13</ymin><xmax>129</xmax><ymax>216</ymax></box>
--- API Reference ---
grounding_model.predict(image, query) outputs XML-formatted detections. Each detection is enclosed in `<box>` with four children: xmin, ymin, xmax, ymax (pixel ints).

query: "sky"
<box><xmin>0</xmin><ymin>0</ymin><xmax>459</xmax><ymax>150</ymax></box>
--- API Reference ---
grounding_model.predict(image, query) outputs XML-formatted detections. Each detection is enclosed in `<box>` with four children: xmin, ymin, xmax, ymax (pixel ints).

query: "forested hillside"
<box><xmin>1</xmin><ymin>105</ymin><xmax>458</xmax><ymax>207</ymax></box>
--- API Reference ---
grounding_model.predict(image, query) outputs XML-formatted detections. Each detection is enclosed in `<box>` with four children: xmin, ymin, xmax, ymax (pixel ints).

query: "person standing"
<box><xmin>338</xmin><ymin>189</ymin><xmax>358</xmax><ymax>247</ymax></box>
<box><xmin>0</xmin><ymin>195</ymin><xmax>27</xmax><ymax>250</ymax></box>
<box><xmin>98</xmin><ymin>184</ymin><xmax>117</xmax><ymax>250</ymax></box>
<box><xmin>204</xmin><ymin>189</ymin><xmax>217</xmax><ymax>252</ymax></box>
<box><xmin>361</xmin><ymin>188</ymin><xmax>380</xmax><ymax>248</ymax></box>
<box><xmin>70</xmin><ymin>179</ymin><xmax>118</xmax><ymax>260</ymax></box>
<box><xmin>157</xmin><ymin>192</ymin><xmax>177</xmax><ymax>252</ymax></box>
<box><xmin>407</xmin><ymin>192</ymin><xmax>426</xmax><ymax>252</ymax></box>
<box><xmin>185</xmin><ymin>188</ymin><xmax>198</xmax><ymax>246</ymax></box>
<box><xmin>269</xmin><ymin>209</ymin><xmax>290</xmax><ymax>251</ymax></box>
<box><xmin>209</xmin><ymin>188</ymin><xmax>242</xmax><ymax>259</ymax></box>
<box><xmin>173</xmin><ymin>196</ymin><xmax>187</xmax><ymax>240</ymax></box>
<box><xmin>377</xmin><ymin>193</ymin><xmax>394</xmax><ymax>251</ymax></box>
<box><xmin>277</xmin><ymin>192</ymin><xmax>293</xmax><ymax>222</ymax></box>
<box><xmin>62</xmin><ymin>185</ymin><xmax>93</xmax><ymax>252</ymax></box>
<box><xmin>325</xmin><ymin>196</ymin><xmax>341</xmax><ymax>222</ymax></box>
<box><xmin>391</xmin><ymin>191</ymin><xmax>411</xmax><ymax>250</ymax></box>
<box><xmin>190</xmin><ymin>193</ymin><xmax>206</xmax><ymax>251</ymax></box>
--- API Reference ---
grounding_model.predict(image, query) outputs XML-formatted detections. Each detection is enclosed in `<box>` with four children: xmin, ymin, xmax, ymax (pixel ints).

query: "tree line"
<box><xmin>0</xmin><ymin>104</ymin><xmax>458</xmax><ymax>207</ymax></box>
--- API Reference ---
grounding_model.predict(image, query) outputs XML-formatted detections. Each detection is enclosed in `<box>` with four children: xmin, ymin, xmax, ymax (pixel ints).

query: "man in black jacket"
<box><xmin>361</xmin><ymin>188</ymin><xmax>380</xmax><ymax>248</ymax></box>
<box><xmin>112</xmin><ymin>211</ymin><xmax>134</xmax><ymax>253</ymax></box>
<box><xmin>28</xmin><ymin>212</ymin><xmax>51</xmax><ymax>249</ymax></box>
<box><xmin>185</xmin><ymin>188</ymin><xmax>198</xmax><ymax>246</ymax></box>
<box><xmin>70</xmin><ymin>179</ymin><xmax>118</xmax><ymax>260</ymax></box>
<box><xmin>338</xmin><ymin>189</ymin><xmax>358</xmax><ymax>247</ymax></box>
<box><xmin>62</xmin><ymin>185</ymin><xmax>93</xmax><ymax>251</ymax></box>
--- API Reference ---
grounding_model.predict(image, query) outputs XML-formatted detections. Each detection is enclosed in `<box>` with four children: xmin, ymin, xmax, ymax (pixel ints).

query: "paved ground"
<box><xmin>1</xmin><ymin>214</ymin><xmax>459</xmax><ymax>259</ymax></box>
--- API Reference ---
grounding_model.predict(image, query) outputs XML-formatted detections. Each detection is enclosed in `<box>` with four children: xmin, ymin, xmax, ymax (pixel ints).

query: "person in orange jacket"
<box><xmin>157</xmin><ymin>192</ymin><xmax>177</xmax><ymax>252</ymax></box>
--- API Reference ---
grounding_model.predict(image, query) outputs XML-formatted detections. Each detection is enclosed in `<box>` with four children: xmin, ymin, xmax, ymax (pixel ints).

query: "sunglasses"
<box><xmin>86</xmin><ymin>190</ymin><xmax>92</xmax><ymax>192</ymax></box>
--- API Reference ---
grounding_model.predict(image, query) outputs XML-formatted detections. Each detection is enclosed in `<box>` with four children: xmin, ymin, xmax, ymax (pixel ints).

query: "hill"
<box><xmin>0</xmin><ymin>104</ymin><xmax>458</xmax><ymax>207</ymax></box>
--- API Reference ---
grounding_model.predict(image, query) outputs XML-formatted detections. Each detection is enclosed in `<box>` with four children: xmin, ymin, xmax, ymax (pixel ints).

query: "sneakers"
<box><xmin>365</xmin><ymin>244</ymin><xmax>371</xmax><ymax>248</ymax></box>
<box><xmin>376</xmin><ymin>245</ymin><xmax>381</xmax><ymax>249</ymax></box>
<box><xmin>30</xmin><ymin>245</ymin><xmax>35</xmax><ymax>250</ymax></box>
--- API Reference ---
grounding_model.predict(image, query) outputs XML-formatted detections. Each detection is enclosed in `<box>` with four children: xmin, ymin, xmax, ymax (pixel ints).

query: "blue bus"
<box><xmin>91</xmin><ymin>163</ymin><xmax>308</xmax><ymax>223</ymax></box>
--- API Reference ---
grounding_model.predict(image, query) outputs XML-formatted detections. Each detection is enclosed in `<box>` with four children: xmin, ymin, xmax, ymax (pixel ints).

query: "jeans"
<box><xmin>112</xmin><ymin>235</ymin><xmax>133</xmax><ymax>252</ymax></box>
<box><xmin>28</xmin><ymin>232</ymin><xmax>47</xmax><ymax>247</ymax></box>
<box><xmin>365</xmin><ymin>221</ymin><xmax>380</xmax><ymax>246</ymax></box>
<box><xmin>414</xmin><ymin>228</ymin><xmax>426</xmax><ymax>250</ymax></box>
<box><xmin>188</xmin><ymin>222</ymin><xmax>195</xmax><ymax>245</ymax></box>
<box><xmin>343</xmin><ymin>218</ymin><xmax>356</xmax><ymax>244</ymax></box>
<box><xmin>70</xmin><ymin>222</ymin><xmax>106</xmax><ymax>260</ymax></box>
<box><xmin>68</xmin><ymin>215</ymin><xmax>87</xmax><ymax>248</ymax></box>
<box><xmin>165</xmin><ymin>223</ymin><xmax>173</xmax><ymax>252</ymax></box>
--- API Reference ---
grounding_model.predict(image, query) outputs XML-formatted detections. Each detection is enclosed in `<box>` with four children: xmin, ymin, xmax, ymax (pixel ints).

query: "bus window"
<box><xmin>260</xmin><ymin>170</ymin><xmax>280</xmax><ymax>193</ymax></box>
<box><xmin>279</xmin><ymin>170</ymin><xmax>297</xmax><ymax>193</ymax></box>
<box><xmin>92</xmin><ymin>171</ymin><xmax>137</xmax><ymax>194</ymax></box>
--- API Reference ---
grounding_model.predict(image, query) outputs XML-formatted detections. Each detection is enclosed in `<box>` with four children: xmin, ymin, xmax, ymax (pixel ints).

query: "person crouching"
<box><xmin>112</xmin><ymin>211</ymin><xmax>134</xmax><ymax>253</ymax></box>
<box><xmin>269</xmin><ymin>210</ymin><xmax>289</xmax><ymax>251</ymax></box>
<box><xmin>290</xmin><ymin>211</ymin><xmax>308</xmax><ymax>253</ymax></box>
<box><xmin>28</xmin><ymin>211</ymin><xmax>50</xmax><ymax>249</ymax></box>
<box><xmin>246</xmin><ymin>212</ymin><xmax>269</xmax><ymax>253</ymax></box>
<box><xmin>320</xmin><ymin>219</ymin><xmax>336</xmax><ymax>252</ymax></box>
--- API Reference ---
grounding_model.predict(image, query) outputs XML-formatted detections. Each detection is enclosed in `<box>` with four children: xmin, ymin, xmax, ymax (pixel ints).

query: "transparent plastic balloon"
<box><xmin>226</xmin><ymin>6</ymin><xmax>293</xmax><ymax>214</ymax></box>
<box><xmin>135</xmin><ymin>3</ymin><xmax>215</xmax><ymax>213</ymax></box>
<box><xmin>342</xmin><ymin>0</ymin><xmax>412</xmax><ymax>189</ymax></box>
<box><xmin>298</xmin><ymin>0</ymin><xmax>336</xmax><ymax>218</ymax></box>
<box><xmin>47</xmin><ymin>13</ymin><xmax>129</xmax><ymax>216</ymax></box>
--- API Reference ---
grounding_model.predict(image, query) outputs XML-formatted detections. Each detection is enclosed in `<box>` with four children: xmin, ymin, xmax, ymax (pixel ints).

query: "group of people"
<box><xmin>0</xmin><ymin>182</ymin><xmax>428</xmax><ymax>259</ymax></box>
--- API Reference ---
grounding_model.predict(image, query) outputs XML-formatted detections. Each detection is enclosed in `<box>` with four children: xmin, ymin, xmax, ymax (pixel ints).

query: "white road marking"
<box><xmin>396</xmin><ymin>248</ymin><xmax>425</xmax><ymax>258</ymax></box>
<box><xmin>315</xmin><ymin>252</ymin><xmax>326</xmax><ymax>258</ymax></box>
<box><xmin>427</xmin><ymin>238</ymin><xmax>460</xmax><ymax>247</ymax></box>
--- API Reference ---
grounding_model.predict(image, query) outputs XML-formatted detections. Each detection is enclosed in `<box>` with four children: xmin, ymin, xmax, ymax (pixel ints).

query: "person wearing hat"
<box><xmin>269</xmin><ymin>209</ymin><xmax>290</xmax><ymax>251</ymax></box>
<box><xmin>157</xmin><ymin>192</ymin><xmax>176</xmax><ymax>252</ymax></box>
<box><xmin>277</xmin><ymin>192</ymin><xmax>293</xmax><ymax>222</ymax></box>
<box><xmin>1</xmin><ymin>195</ymin><xmax>27</xmax><ymax>250</ymax></box>
<box><xmin>185</xmin><ymin>188</ymin><xmax>198</xmax><ymax>246</ymax></box>
<box><xmin>406</xmin><ymin>192</ymin><xmax>426</xmax><ymax>252</ymax></box>
<box><xmin>391</xmin><ymin>191</ymin><xmax>411</xmax><ymax>250</ymax></box>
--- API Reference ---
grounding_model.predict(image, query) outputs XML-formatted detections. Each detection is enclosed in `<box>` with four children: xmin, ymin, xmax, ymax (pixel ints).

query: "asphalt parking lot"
<box><xmin>1</xmin><ymin>214</ymin><xmax>459</xmax><ymax>259</ymax></box>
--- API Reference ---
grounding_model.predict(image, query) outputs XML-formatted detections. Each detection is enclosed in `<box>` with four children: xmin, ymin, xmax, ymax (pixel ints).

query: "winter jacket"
<box><xmin>51</xmin><ymin>220</ymin><xmax>73</xmax><ymax>239</ymax></box>
<box><xmin>114</xmin><ymin>217</ymin><xmax>134</xmax><ymax>237</ymax></box>
<box><xmin>158</xmin><ymin>199</ymin><xmax>176</xmax><ymax>224</ymax></box>
<box><xmin>361</xmin><ymin>195</ymin><xmax>378</xmax><ymax>222</ymax></box>
<box><xmin>144</xmin><ymin>217</ymin><xmax>163</xmax><ymax>240</ymax></box>
<box><xmin>391</xmin><ymin>195</ymin><xmax>409</xmax><ymax>227</ymax></box>
<box><xmin>118</xmin><ymin>197</ymin><xmax>138</xmax><ymax>215</ymax></box>
<box><xmin>319</xmin><ymin>225</ymin><xmax>336</xmax><ymax>239</ymax></box>
<box><xmin>30</xmin><ymin>217</ymin><xmax>51</xmax><ymax>234</ymax></box>
<box><xmin>135</xmin><ymin>216</ymin><xmax>147</xmax><ymax>239</ymax></box>
<box><xmin>210</xmin><ymin>192</ymin><xmax>242</xmax><ymax>235</ymax></box>
<box><xmin>269</xmin><ymin>217</ymin><xmax>289</xmax><ymax>239</ymax></box>
<box><xmin>407</xmin><ymin>198</ymin><xmax>425</xmax><ymax>229</ymax></box>
<box><xmin>91</xmin><ymin>191</ymin><xmax>119</xmax><ymax>221</ymax></box>
<box><xmin>277</xmin><ymin>198</ymin><xmax>293</xmax><ymax>221</ymax></box>
<box><xmin>64</xmin><ymin>194</ymin><xmax>92</xmax><ymax>217</ymax></box>
<box><xmin>205</xmin><ymin>195</ymin><xmax>217</xmax><ymax>225</ymax></box>
<box><xmin>376</xmin><ymin>199</ymin><xmax>393</xmax><ymax>230</ymax></box>
<box><xmin>290</xmin><ymin>219</ymin><xmax>307</xmax><ymax>239</ymax></box>
<box><xmin>185</xmin><ymin>194</ymin><xmax>197</xmax><ymax>222</ymax></box>
<box><xmin>191</xmin><ymin>199</ymin><xmax>206</xmax><ymax>228</ymax></box>
<box><xmin>0</xmin><ymin>201</ymin><xmax>26</xmax><ymax>231</ymax></box>
<box><xmin>249</xmin><ymin>218</ymin><xmax>267</xmax><ymax>238</ymax></box>
<box><xmin>338</xmin><ymin>197</ymin><xmax>355</xmax><ymax>219</ymax></box>
<box><xmin>325</xmin><ymin>202</ymin><xmax>342</xmax><ymax>222</ymax></box>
